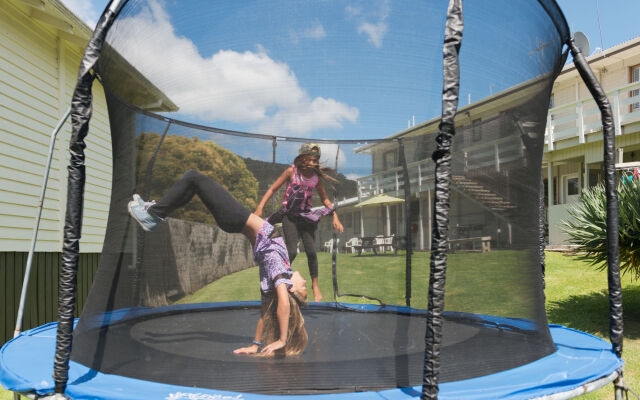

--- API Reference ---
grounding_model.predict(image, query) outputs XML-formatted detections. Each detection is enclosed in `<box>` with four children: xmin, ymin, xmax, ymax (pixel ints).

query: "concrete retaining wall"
<box><xmin>167</xmin><ymin>218</ymin><xmax>255</xmax><ymax>296</ymax></box>
<box><xmin>139</xmin><ymin>218</ymin><xmax>255</xmax><ymax>307</ymax></box>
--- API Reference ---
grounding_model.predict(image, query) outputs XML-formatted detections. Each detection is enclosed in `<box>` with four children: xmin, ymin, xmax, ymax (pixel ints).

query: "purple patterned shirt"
<box><xmin>254</xmin><ymin>221</ymin><xmax>292</xmax><ymax>295</ymax></box>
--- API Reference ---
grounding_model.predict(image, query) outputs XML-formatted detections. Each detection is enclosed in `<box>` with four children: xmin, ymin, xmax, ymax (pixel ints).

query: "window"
<box><xmin>472</xmin><ymin>119</ymin><xmax>482</xmax><ymax>142</ymax></box>
<box><xmin>383</xmin><ymin>150</ymin><xmax>397</xmax><ymax>170</ymax></box>
<box><xmin>549</xmin><ymin>94</ymin><xmax>555</xmax><ymax>120</ymax></box>
<box><xmin>631</xmin><ymin>65</ymin><xmax>640</xmax><ymax>113</ymax></box>
<box><xmin>354</xmin><ymin>213</ymin><xmax>360</xmax><ymax>234</ymax></box>
<box><xmin>344</xmin><ymin>212</ymin><xmax>353</xmax><ymax>229</ymax></box>
<box><xmin>588</xmin><ymin>170</ymin><xmax>601</xmax><ymax>188</ymax></box>
<box><xmin>562</xmin><ymin>173</ymin><xmax>580</xmax><ymax>204</ymax></box>
<box><xmin>567</xmin><ymin>177</ymin><xmax>579</xmax><ymax>196</ymax></box>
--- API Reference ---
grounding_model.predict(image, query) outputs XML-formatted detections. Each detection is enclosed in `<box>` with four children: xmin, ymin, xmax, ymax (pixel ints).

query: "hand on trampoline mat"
<box><xmin>233</xmin><ymin>344</ymin><xmax>259</xmax><ymax>355</ymax></box>
<box><xmin>261</xmin><ymin>339</ymin><xmax>286</xmax><ymax>355</ymax></box>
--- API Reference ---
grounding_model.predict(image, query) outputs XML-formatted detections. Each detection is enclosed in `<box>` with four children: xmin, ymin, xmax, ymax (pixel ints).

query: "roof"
<box><xmin>557</xmin><ymin>35</ymin><xmax>640</xmax><ymax>82</ymax></box>
<box><xmin>355</xmin><ymin>71</ymin><xmax>552</xmax><ymax>153</ymax></box>
<box><xmin>10</xmin><ymin>0</ymin><xmax>178</xmax><ymax>112</ymax></box>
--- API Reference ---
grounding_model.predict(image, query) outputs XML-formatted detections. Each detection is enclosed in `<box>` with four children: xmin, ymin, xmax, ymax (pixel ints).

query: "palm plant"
<box><xmin>562</xmin><ymin>178</ymin><xmax>640</xmax><ymax>279</ymax></box>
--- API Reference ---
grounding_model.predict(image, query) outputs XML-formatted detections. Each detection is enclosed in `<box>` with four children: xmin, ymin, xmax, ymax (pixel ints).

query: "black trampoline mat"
<box><xmin>71</xmin><ymin>306</ymin><xmax>555</xmax><ymax>394</ymax></box>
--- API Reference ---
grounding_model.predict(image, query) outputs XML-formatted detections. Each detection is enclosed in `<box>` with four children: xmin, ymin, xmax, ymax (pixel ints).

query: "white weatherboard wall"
<box><xmin>0</xmin><ymin>1</ymin><xmax>111</xmax><ymax>253</ymax></box>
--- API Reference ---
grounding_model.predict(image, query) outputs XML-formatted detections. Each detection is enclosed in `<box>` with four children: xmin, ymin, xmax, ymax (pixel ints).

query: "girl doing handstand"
<box><xmin>127</xmin><ymin>169</ymin><xmax>308</xmax><ymax>356</ymax></box>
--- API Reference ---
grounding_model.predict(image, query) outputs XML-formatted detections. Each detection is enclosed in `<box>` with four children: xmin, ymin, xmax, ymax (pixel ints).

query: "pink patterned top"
<box><xmin>267</xmin><ymin>166</ymin><xmax>334</xmax><ymax>225</ymax></box>
<box><xmin>282</xmin><ymin>166</ymin><xmax>318</xmax><ymax>213</ymax></box>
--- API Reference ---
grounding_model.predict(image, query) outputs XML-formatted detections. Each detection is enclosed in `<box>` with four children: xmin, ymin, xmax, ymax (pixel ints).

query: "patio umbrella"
<box><xmin>354</xmin><ymin>194</ymin><xmax>404</xmax><ymax>236</ymax></box>
<box><xmin>354</xmin><ymin>194</ymin><xmax>405</xmax><ymax>208</ymax></box>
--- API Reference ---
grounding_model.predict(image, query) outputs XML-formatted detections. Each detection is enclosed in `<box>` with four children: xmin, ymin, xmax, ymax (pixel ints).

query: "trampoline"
<box><xmin>0</xmin><ymin>0</ymin><xmax>627</xmax><ymax>399</ymax></box>
<box><xmin>0</xmin><ymin>305</ymin><xmax>623</xmax><ymax>399</ymax></box>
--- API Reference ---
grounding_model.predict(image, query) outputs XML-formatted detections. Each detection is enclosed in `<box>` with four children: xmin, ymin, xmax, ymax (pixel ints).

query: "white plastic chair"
<box><xmin>345</xmin><ymin>237</ymin><xmax>362</xmax><ymax>253</ymax></box>
<box><xmin>383</xmin><ymin>234</ymin><xmax>394</xmax><ymax>252</ymax></box>
<box><xmin>324</xmin><ymin>239</ymin><xmax>333</xmax><ymax>252</ymax></box>
<box><xmin>324</xmin><ymin>238</ymin><xmax>340</xmax><ymax>253</ymax></box>
<box><xmin>374</xmin><ymin>235</ymin><xmax>386</xmax><ymax>253</ymax></box>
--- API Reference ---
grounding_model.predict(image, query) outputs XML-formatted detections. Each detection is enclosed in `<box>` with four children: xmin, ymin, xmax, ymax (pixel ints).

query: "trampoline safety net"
<box><xmin>69</xmin><ymin>0</ymin><xmax>570</xmax><ymax>394</ymax></box>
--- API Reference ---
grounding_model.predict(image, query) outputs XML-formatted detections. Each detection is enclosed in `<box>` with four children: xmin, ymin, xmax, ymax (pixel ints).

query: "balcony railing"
<box><xmin>545</xmin><ymin>80</ymin><xmax>640</xmax><ymax>150</ymax></box>
<box><xmin>357</xmin><ymin>159</ymin><xmax>435</xmax><ymax>199</ymax></box>
<box><xmin>356</xmin><ymin>135</ymin><xmax>524</xmax><ymax>199</ymax></box>
<box><xmin>354</xmin><ymin>81</ymin><xmax>640</xmax><ymax>201</ymax></box>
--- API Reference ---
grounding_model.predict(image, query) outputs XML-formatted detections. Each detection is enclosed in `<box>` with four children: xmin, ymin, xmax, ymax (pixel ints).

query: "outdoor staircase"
<box><xmin>451</xmin><ymin>175</ymin><xmax>517</xmax><ymax>213</ymax></box>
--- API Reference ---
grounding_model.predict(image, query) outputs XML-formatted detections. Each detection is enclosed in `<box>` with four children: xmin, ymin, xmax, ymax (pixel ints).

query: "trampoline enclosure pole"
<box><xmin>568</xmin><ymin>37</ymin><xmax>624</xmax><ymax>398</ymax></box>
<box><xmin>422</xmin><ymin>0</ymin><xmax>463</xmax><ymax>398</ymax></box>
<box><xmin>13</xmin><ymin>107</ymin><xmax>70</xmax><ymax>338</ymax></box>
<box><xmin>53</xmin><ymin>3</ymin><xmax>120</xmax><ymax>393</ymax></box>
<box><xmin>398</xmin><ymin>139</ymin><xmax>412</xmax><ymax>307</ymax></box>
<box><xmin>331</xmin><ymin>144</ymin><xmax>341</xmax><ymax>299</ymax></box>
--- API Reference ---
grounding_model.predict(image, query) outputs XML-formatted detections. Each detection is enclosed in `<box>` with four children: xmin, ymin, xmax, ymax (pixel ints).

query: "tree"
<box><xmin>136</xmin><ymin>132</ymin><xmax>258</xmax><ymax>225</ymax></box>
<box><xmin>562</xmin><ymin>179</ymin><xmax>640</xmax><ymax>279</ymax></box>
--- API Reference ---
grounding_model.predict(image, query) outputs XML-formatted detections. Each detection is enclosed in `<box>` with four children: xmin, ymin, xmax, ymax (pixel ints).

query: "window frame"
<box><xmin>383</xmin><ymin>149</ymin><xmax>397</xmax><ymax>170</ymax></box>
<box><xmin>629</xmin><ymin>64</ymin><xmax>640</xmax><ymax>113</ymax></box>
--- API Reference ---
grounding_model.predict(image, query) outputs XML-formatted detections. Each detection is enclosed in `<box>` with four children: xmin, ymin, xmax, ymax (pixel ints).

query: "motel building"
<box><xmin>322</xmin><ymin>36</ymin><xmax>640</xmax><ymax>252</ymax></box>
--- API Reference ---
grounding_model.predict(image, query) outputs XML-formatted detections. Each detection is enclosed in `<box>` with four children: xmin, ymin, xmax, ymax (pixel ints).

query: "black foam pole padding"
<box><xmin>568</xmin><ymin>38</ymin><xmax>623</xmax><ymax>358</ymax></box>
<box><xmin>539</xmin><ymin>175</ymin><xmax>546</xmax><ymax>292</ymax></box>
<box><xmin>398</xmin><ymin>139</ymin><xmax>412</xmax><ymax>307</ymax></box>
<box><xmin>271</xmin><ymin>137</ymin><xmax>277</xmax><ymax>214</ymax></box>
<box><xmin>422</xmin><ymin>0</ymin><xmax>462</xmax><ymax>399</ymax></box>
<box><xmin>53</xmin><ymin>8</ymin><xmax>118</xmax><ymax>394</ymax></box>
<box><xmin>331</xmin><ymin>144</ymin><xmax>341</xmax><ymax>299</ymax></box>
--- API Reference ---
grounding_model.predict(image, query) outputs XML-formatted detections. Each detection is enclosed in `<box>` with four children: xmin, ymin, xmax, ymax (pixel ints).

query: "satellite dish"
<box><xmin>573</xmin><ymin>31</ymin><xmax>590</xmax><ymax>56</ymax></box>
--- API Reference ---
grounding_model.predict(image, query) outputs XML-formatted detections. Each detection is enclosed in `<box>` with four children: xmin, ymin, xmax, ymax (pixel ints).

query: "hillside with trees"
<box><xmin>134</xmin><ymin>133</ymin><xmax>359</xmax><ymax>224</ymax></box>
<box><xmin>136</xmin><ymin>132</ymin><xmax>258</xmax><ymax>225</ymax></box>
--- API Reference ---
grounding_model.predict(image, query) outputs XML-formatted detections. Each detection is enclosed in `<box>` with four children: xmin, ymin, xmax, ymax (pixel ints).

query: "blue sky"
<box><xmin>65</xmin><ymin>0</ymin><xmax>640</xmax><ymax>57</ymax></box>
<box><xmin>60</xmin><ymin>0</ymin><xmax>640</xmax><ymax>148</ymax></box>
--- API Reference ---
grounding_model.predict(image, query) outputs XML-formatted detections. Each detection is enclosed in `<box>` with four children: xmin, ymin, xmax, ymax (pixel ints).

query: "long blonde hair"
<box><xmin>259</xmin><ymin>291</ymin><xmax>308</xmax><ymax>357</ymax></box>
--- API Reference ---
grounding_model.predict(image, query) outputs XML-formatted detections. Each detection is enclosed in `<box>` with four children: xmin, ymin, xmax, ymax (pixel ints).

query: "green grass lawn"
<box><xmin>2</xmin><ymin>251</ymin><xmax>638</xmax><ymax>399</ymax></box>
<box><xmin>179</xmin><ymin>250</ymin><xmax>534</xmax><ymax>316</ymax></box>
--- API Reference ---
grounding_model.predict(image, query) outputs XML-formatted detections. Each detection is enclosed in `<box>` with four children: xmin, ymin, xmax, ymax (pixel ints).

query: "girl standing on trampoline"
<box><xmin>127</xmin><ymin>170</ymin><xmax>308</xmax><ymax>356</ymax></box>
<box><xmin>256</xmin><ymin>143</ymin><xmax>343</xmax><ymax>303</ymax></box>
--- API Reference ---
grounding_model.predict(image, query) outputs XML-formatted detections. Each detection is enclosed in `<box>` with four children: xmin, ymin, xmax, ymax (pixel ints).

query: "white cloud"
<box><xmin>345</xmin><ymin>173</ymin><xmax>361</xmax><ymax>180</ymax></box>
<box><xmin>112</xmin><ymin>1</ymin><xmax>357</xmax><ymax>136</ymax></box>
<box><xmin>357</xmin><ymin>22</ymin><xmax>387</xmax><ymax>48</ymax></box>
<box><xmin>347</xmin><ymin>0</ymin><xmax>391</xmax><ymax>48</ymax></box>
<box><xmin>290</xmin><ymin>22</ymin><xmax>327</xmax><ymax>44</ymax></box>
<box><xmin>257</xmin><ymin>97</ymin><xmax>358</xmax><ymax>135</ymax></box>
<box><xmin>345</xmin><ymin>5</ymin><xmax>362</xmax><ymax>17</ymax></box>
<box><xmin>317</xmin><ymin>143</ymin><xmax>348</xmax><ymax>168</ymax></box>
<box><xmin>61</xmin><ymin>0</ymin><xmax>103</xmax><ymax>27</ymax></box>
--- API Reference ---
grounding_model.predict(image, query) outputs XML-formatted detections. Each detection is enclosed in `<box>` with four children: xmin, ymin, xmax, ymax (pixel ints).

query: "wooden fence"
<box><xmin>1</xmin><ymin>252</ymin><xmax>99</xmax><ymax>346</ymax></box>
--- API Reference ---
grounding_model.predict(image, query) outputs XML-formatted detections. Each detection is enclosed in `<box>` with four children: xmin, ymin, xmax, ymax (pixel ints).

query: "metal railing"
<box><xmin>356</xmin><ymin>135</ymin><xmax>524</xmax><ymax>199</ymax></box>
<box><xmin>545</xmin><ymin>80</ymin><xmax>640</xmax><ymax>150</ymax></box>
<box><xmin>357</xmin><ymin>158</ymin><xmax>435</xmax><ymax>199</ymax></box>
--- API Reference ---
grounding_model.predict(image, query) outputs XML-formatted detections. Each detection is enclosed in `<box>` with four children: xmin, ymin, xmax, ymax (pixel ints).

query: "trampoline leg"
<box><xmin>615</xmin><ymin>387</ymin><xmax>623</xmax><ymax>400</ymax></box>
<box><xmin>613</xmin><ymin>373</ymin><xmax>626</xmax><ymax>400</ymax></box>
<box><xmin>13</xmin><ymin>393</ymin><xmax>20</xmax><ymax>400</ymax></box>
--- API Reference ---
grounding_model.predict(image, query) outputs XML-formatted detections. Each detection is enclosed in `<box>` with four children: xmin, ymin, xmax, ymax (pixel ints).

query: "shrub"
<box><xmin>562</xmin><ymin>179</ymin><xmax>640</xmax><ymax>279</ymax></box>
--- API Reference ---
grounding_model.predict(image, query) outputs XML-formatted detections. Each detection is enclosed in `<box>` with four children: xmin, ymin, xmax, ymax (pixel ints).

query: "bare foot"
<box><xmin>313</xmin><ymin>287</ymin><xmax>323</xmax><ymax>303</ymax></box>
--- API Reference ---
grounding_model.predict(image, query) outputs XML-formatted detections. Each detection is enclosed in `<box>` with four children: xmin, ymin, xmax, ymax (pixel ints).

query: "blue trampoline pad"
<box><xmin>0</xmin><ymin>322</ymin><xmax>622</xmax><ymax>400</ymax></box>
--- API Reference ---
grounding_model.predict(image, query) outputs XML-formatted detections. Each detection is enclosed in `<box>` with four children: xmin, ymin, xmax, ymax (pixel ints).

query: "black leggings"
<box><xmin>147</xmin><ymin>170</ymin><xmax>250</xmax><ymax>233</ymax></box>
<box><xmin>282</xmin><ymin>214</ymin><xmax>318</xmax><ymax>279</ymax></box>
